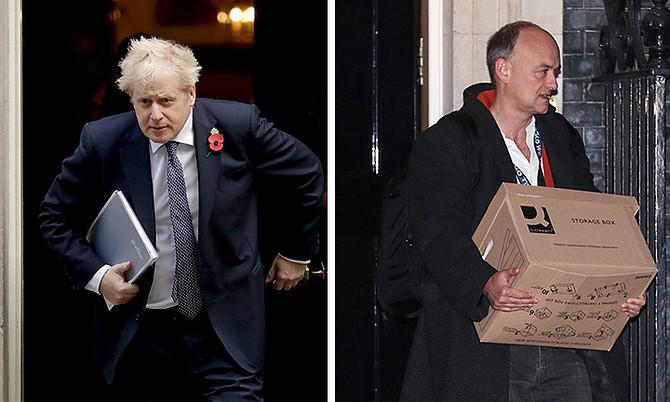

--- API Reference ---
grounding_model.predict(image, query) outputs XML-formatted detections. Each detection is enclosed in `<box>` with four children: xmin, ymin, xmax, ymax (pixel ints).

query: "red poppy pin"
<box><xmin>207</xmin><ymin>127</ymin><xmax>224</xmax><ymax>157</ymax></box>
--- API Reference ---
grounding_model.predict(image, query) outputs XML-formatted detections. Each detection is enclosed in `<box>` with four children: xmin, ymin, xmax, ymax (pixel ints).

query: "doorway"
<box><xmin>335</xmin><ymin>0</ymin><xmax>421</xmax><ymax>400</ymax></box>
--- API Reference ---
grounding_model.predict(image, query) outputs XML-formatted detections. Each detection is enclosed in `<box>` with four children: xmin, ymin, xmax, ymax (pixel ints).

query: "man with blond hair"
<box><xmin>39</xmin><ymin>36</ymin><xmax>324</xmax><ymax>400</ymax></box>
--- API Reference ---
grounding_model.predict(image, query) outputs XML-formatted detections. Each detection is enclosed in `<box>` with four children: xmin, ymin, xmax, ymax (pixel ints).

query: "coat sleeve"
<box><xmin>540</xmin><ymin>113</ymin><xmax>598</xmax><ymax>192</ymax></box>
<box><xmin>37</xmin><ymin>123</ymin><xmax>108</xmax><ymax>291</ymax></box>
<box><xmin>246</xmin><ymin>105</ymin><xmax>324</xmax><ymax>262</ymax></box>
<box><xmin>564</xmin><ymin>116</ymin><xmax>598</xmax><ymax>192</ymax></box>
<box><xmin>407</xmin><ymin>118</ymin><xmax>496</xmax><ymax>321</ymax></box>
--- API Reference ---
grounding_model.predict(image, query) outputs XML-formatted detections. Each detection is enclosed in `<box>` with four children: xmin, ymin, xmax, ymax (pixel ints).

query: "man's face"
<box><xmin>505</xmin><ymin>28</ymin><xmax>561</xmax><ymax>115</ymax></box>
<box><xmin>132</xmin><ymin>79</ymin><xmax>196</xmax><ymax>143</ymax></box>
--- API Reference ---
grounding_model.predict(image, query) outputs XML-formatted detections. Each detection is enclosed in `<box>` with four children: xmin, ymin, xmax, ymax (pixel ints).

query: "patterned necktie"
<box><xmin>164</xmin><ymin>141</ymin><xmax>203</xmax><ymax>318</ymax></box>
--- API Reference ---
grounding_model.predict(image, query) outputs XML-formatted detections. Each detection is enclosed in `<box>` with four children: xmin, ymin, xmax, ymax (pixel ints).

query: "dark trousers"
<box><xmin>508</xmin><ymin>345</ymin><xmax>593</xmax><ymax>401</ymax></box>
<box><xmin>111</xmin><ymin>307</ymin><xmax>263</xmax><ymax>401</ymax></box>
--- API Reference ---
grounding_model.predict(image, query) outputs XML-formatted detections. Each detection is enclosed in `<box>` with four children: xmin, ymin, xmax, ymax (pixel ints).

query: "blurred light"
<box><xmin>216</xmin><ymin>5</ymin><xmax>254</xmax><ymax>25</ymax></box>
<box><xmin>110</xmin><ymin>8</ymin><xmax>122</xmax><ymax>21</ymax></box>
<box><xmin>229</xmin><ymin>7</ymin><xmax>243</xmax><ymax>22</ymax></box>
<box><xmin>242</xmin><ymin>7</ymin><xmax>255</xmax><ymax>22</ymax></box>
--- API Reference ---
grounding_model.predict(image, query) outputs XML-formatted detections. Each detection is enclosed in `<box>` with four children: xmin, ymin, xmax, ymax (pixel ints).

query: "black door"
<box><xmin>253</xmin><ymin>1</ymin><xmax>328</xmax><ymax>401</ymax></box>
<box><xmin>335</xmin><ymin>0</ymin><xmax>421</xmax><ymax>400</ymax></box>
<box><xmin>22</xmin><ymin>1</ymin><xmax>327</xmax><ymax>400</ymax></box>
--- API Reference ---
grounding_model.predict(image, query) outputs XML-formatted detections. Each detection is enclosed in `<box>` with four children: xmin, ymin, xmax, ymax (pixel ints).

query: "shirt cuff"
<box><xmin>85</xmin><ymin>264</ymin><xmax>116</xmax><ymax>310</ymax></box>
<box><xmin>278</xmin><ymin>253</ymin><xmax>310</xmax><ymax>265</ymax></box>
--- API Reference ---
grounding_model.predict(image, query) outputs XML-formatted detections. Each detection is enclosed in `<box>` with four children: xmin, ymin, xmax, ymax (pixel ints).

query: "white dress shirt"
<box><xmin>146</xmin><ymin>110</ymin><xmax>199</xmax><ymax>308</ymax></box>
<box><xmin>501</xmin><ymin>116</ymin><xmax>542</xmax><ymax>186</ymax></box>
<box><xmin>86</xmin><ymin>110</ymin><xmax>199</xmax><ymax>309</ymax></box>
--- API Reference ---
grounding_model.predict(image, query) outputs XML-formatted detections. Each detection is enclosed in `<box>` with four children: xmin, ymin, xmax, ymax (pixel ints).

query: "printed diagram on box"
<box><xmin>488</xmin><ymin>230</ymin><xmax>635</xmax><ymax>346</ymax></box>
<box><xmin>592</xmin><ymin>282</ymin><xmax>627</xmax><ymax>299</ymax></box>
<box><xmin>556</xmin><ymin>309</ymin><xmax>619</xmax><ymax>322</ymax></box>
<box><xmin>558</xmin><ymin>310</ymin><xmax>585</xmax><ymax>322</ymax></box>
<box><xmin>508</xmin><ymin>275</ymin><xmax>624</xmax><ymax>343</ymax></box>
<box><xmin>600</xmin><ymin>309</ymin><xmax>619</xmax><ymax>321</ymax></box>
<box><xmin>544</xmin><ymin>282</ymin><xmax>584</xmax><ymax>301</ymax></box>
<box><xmin>504</xmin><ymin>303</ymin><xmax>622</xmax><ymax>342</ymax></box>
<box><xmin>549</xmin><ymin>283</ymin><xmax>576</xmax><ymax>295</ymax></box>
<box><xmin>592</xmin><ymin>324</ymin><xmax>615</xmax><ymax>341</ymax></box>
<box><xmin>509</xmin><ymin>323</ymin><xmax>577</xmax><ymax>339</ymax></box>
<box><xmin>550</xmin><ymin>324</ymin><xmax>576</xmax><ymax>339</ymax></box>
<box><xmin>515</xmin><ymin>323</ymin><xmax>537</xmax><ymax>337</ymax></box>
<box><xmin>508</xmin><ymin>321</ymin><xmax>615</xmax><ymax>342</ymax></box>
<box><xmin>540</xmin><ymin>281</ymin><xmax>629</xmax><ymax>301</ymax></box>
<box><xmin>533</xmin><ymin>307</ymin><xmax>552</xmax><ymax>319</ymax></box>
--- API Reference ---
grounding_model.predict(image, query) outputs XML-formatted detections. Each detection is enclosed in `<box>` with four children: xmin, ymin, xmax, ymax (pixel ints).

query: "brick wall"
<box><xmin>562</xmin><ymin>0</ymin><xmax>608</xmax><ymax>190</ymax></box>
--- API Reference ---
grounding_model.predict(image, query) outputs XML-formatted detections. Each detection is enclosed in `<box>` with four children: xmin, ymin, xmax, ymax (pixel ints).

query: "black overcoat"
<box><xmin>401</xmin><ymin>83</ymin><xmax>629</xmax><ymax>401</ymax></box>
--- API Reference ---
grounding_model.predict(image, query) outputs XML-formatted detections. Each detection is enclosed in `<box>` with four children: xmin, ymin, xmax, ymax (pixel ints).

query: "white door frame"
<box><xmin>2</xmin><ymin>0</ymin><xmax>23</xmax><ymax>400</ymax></box>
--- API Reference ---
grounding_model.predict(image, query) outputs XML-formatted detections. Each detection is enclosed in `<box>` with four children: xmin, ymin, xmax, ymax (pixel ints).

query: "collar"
<box><xmin>149</xmin><ymin>109</ymin><xmax>195</xmax><ymax>154</ymax></box>
<box><xmin>476</xmin><ymin>89</ymin><xmax>496</xmax><ymax>108</ymax></box>
<box><xmin>500</xmin><ymin>116</ymin><xmax>537</xmax><ymax>145</ymax></box>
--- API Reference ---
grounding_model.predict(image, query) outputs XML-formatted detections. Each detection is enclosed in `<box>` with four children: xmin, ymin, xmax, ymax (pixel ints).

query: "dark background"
<box><xmin>22</xmin><ymin>1</ymin><xmax>327</xmax><ymax>400</ymax></box>
<box><xmin>335</xmin><ymin>0</ymin><xmax>420</xmax><ymax>400</ymax></box>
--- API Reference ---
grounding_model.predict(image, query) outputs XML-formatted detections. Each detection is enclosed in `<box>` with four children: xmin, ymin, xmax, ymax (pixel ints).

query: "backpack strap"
<box><xmin>376</xmin><ymin>110</ymin><xmax>481</xmax><ymax>319</ymax></box>
<box><xmin>446</xmin><ymin>109</ymin><xmax>480</xmax><ymax>190</ymax></box>
<box><xmin>406</xmin><ymin>110</ymin><xmax>481</xmax><ymax>293</ymax></box>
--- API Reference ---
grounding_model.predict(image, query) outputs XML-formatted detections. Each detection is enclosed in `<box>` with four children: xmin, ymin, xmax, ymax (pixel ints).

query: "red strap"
<box><xmin>541</xmin><ymin>145</ymin><xmax>555</xmax><ymax>187</ymax></box>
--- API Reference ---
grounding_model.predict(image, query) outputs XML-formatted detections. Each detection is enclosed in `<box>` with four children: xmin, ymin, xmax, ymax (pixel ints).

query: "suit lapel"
<box><xmin>476</xmin><ymin>116</ymin><xmax>518</xmax><ymax>183</ymax></box>
<box><xmin>119</xmin><ymin>128</ymin><xmax>156</xmax><ymax>241</ymax></box>
<box><xmin>193</xmin><ymin>103</ymin><xmax>221</xmax><ymax>234</ymax></box>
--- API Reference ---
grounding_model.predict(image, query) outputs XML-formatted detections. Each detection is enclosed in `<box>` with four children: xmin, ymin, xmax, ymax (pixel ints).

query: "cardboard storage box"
<box><xmin>472</xmin><ymin>183</ymin><xmax>657</xmax><ymax>351</ymax></box>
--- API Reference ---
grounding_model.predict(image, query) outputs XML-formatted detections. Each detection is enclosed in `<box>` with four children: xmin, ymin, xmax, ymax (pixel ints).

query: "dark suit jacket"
<box><xmin>38</xmin><ymin>98</ymin><xmax>324</xmax><ymax>383</ymax></box>
<box><xmin>401</xmin><ymin>83</ymin><xmax>629</xmax><ymax>401</ymax></box>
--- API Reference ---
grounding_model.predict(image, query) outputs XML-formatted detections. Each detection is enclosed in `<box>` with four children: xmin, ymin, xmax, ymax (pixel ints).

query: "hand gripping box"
<box><xmin>472</xmin><ymin>183</ymin><xmax>657</xmax><ymax>351</ymax></box>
